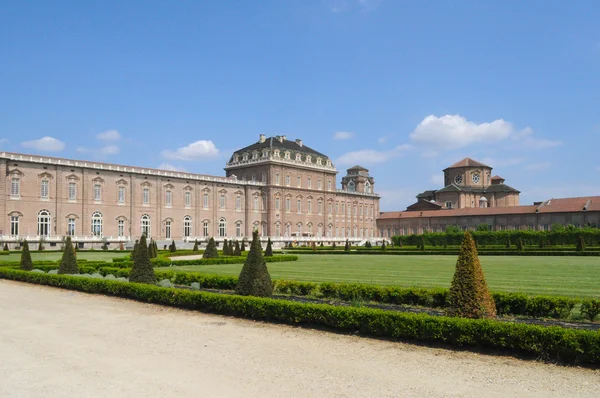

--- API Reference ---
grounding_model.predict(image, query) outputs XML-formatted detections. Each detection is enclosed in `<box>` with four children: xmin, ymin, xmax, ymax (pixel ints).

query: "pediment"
<box><xmin>38</xmin><ymin>171</ymin><xmax>54</xmax><ymax>179</ymax></box>
<box><xmin>164</xmin><ymin>183</ymin><xmax>175</xmax><ymax>189</ymax></box>
<box><xmin>8</xmin><ymin>168</ymin><xmax>24</xmax><ymax>176</ymax></box>
<box><xmin>115</xmin><ymin>178</ymin><xmax>128</xmax><ymax>185</ymax></box>
<box><xmin>141</xmin><ymin>181</ymin><xmax>152</xmax><ymax>187</ymax></box>
<box><xmin>92</xmin><ymin>176</ymin><xmax>105</xmax><ymax>184</ymax></box>
<box><xmin>65</xmin><ymin>173</ymin><xmax>80</xmax><ymax>181</ymax></box>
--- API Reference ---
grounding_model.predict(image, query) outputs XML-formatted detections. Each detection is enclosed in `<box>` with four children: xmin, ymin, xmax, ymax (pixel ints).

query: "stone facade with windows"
<box><xmin>0</xmin><ymin>135</ymin><xmax>380</xmax><ymax>246</ymax></box>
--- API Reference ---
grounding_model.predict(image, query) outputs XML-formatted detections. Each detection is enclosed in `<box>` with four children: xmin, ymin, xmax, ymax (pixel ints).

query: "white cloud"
<box><xmin>336</xmin><ymin>144</ymin><xmax>411</xmax><ymax>166</ymax></box>
<box><xmin>161</xmin><ymin>140</ymin><xmax>220</xmax><ymax>161</ymax></box>
<box><xmin>21</xmin><ymin>136</ymin><xmax>65</xmax><ymax>152</ymax></box>
<box><xmin>100</xmin><ymin>145</ymin><xmax>119</xmax><ymax>156</ymax></box>
<box><xmin>334</xmin><ymin>131</ymin><xmax>353</xmax><ymax>140</ymax></box>
<box><xmin>523</xmin><ymin>162</ymin><xmax>551</xmax><ymax>171</ymax></box>
<box><xmin>96</xmin><ymin>130</ymin><xmax>121</xmax><ymax>141</ymax></box>
<box><xmin>409</xmin><ymin>114</ymin><xmax>560</xmax><ymax>151</ymax></box>
<box><xmin>377</xmin><ymin>136</ymin><xmax>387</xmax><ymax>144</ymax></box>
<box><xmin>429</xmin><ymin>174</ymin><xmax>444</xmax><ymax>186</ymax></box>
<box><xmin>158</xmin><ymin>163</ymin><xmax>187</xmax><ymax>172</ymax></box>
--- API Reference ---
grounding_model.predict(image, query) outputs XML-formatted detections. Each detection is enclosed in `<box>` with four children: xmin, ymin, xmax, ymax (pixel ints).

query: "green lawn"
<box><xmin>1</xmin><ymin>252</ymin><xmax>128</xmax><ymax>263</ymax></box>
<box><xmin>164</xmin><ymin>255</ymin><xmax>600</xmax><ymax>298</ymax></box>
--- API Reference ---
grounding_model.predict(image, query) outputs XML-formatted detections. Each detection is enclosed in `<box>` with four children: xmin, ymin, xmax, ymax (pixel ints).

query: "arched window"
<box><xmin>364</xmin><ymin>181</ymin><xmax>371</xmax><ymax>194</ymax></box>
<box><xmin>218</xmin><ymin>218</ymin><xmax>226</xmax><ymax>237</ymax></box>
<box><xmin>184</xmin><ymin>216</ymin><xmax>192</xmax><ymax>237</ymax></box>
<box><xmin>141</xmin><ymin>214</ymin><xmax>151</xmax><ymax>238</ymax></box>
<box><xmin>91</xmin><ymin>212</ymin><xmax>103</xmax><ymax>237</ymax></box>
<box><xmin>38</xmin><ymin>210</ymin><xmax>51</xmax><ymax>236</ymax></box>
<box><xmin>285</xmin><ymin>222</ymin><xmax>291</xmax><ymax>237</ymax></box>
<box><xmin>296</xmin><ymin>222</ymin><xmax>302</xmax><ymax>236</ymax></box>
<box><xmin>236</xmin><ymin>221</ymin><xmax>242</xmax><ymax>237</ymax></box>
<box><xmin>347</xmin><ymin>181</ymin><xmax>355</xmax><ymax>192</ymax></box>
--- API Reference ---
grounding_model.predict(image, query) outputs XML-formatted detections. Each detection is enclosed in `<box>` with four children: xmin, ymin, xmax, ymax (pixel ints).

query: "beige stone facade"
<box><xmin>1</xmin><ymin>135</ymin><xmax>379</xmax><ymax>247</ymax></box>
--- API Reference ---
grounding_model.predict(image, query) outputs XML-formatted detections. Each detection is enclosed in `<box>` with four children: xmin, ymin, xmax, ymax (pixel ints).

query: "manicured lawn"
<box><xmin>1</xmin><ymin>252</ymin><xmax>129</xmax><ymax>263</ymax></box>
<box><xmin>163</xmin><ymin>254</ymin><xmax>600</xmax><ymax>298</ymax></box>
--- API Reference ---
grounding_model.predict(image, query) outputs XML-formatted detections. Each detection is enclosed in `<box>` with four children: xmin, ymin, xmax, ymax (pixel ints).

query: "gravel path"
<box><xmin>1</xmin><ymin>280</ymin><xmax>599</xmax><ymax>398</ymax></box>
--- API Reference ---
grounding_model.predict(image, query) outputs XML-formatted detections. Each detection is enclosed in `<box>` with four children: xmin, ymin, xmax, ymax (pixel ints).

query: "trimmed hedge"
<box><xmin>286</xmin><ymin>250</ymin><xmax>600</xmax><ymax>256</ymax></box>
<box><xmin>0</xmin><ymin>268</ymin><xmax>598</xmax><ymax>366</ymax></box>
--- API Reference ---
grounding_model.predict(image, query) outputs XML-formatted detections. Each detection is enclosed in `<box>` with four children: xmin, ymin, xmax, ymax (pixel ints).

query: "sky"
<box><xmin>1</xmin><ymin>0</ymin><xmax>599</xmax><ymax>211</ymax></box>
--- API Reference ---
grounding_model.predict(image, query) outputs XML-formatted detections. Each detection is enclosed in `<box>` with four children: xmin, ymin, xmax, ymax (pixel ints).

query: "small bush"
<box><xmin>580</xmin><ymin>299</ymin><xmax>600</xmax><ymax>321</ymax></box>
<box><xmin>129</xmin><ymin>235</ymin><xmax>156</xmax><ymax>284</ymax></box>
<box><xmin>233</xmin><ymin>240</ymin><xmax>241</xmax><ymax>256</ymax></box>
<box><xmin>20</xmin><ymin>241</ymin><xmax>33</xmax><ymax>271</ymax></box>
<box><xmin>3</xmin><ymin>243</ymin><xmax>9</xmax><ymax>251</ymax></box>
<box><xmin>236</xmin><ymin>230</ymin><xmax>273</xmax><ymax>297</ymax></box>
<box><xmin>203</xmin><ymin>237</ymin><xmax>219</xmax><ymax>259</ymax></box>
<box><xmin>193</xmin><ymin>240</ymin><xmax>199</xmax><ymax>252</ymax></box>
<box><xmin>58</xmin><ymin>237</ymin><xmax>79</xmax><ymax>275</ymax></box>
<box><xmin>264</xmin><ymin>238</ymin><xmax>273</xmax><ymax>257</ymax></box>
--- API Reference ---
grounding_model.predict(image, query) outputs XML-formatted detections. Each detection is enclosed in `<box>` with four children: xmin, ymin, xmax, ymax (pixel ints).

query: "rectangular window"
<box><xmin>341</xmin><ymin>203</ymin><xmax>345</xmax><ymax>215</ymax></box>
<box><xmin>68</xmin><ymin>182</ymin><xmax>76</xmax><ymax>201</ymax></box>
<box><xmin>203</xmin><ymin>193</ymin><xmax>209</xmax><ymax>209</ymax></box>
<box><xmin>286</xmin><ymin>198</ymin><xmax>291</xmax><ymax>212</ymax></box>
<box><xmin>253</xmin><ymin>197</ymin><xmax>259</xmax><ymax>211</ymax></box>
<box><xmin>275</xmin><ymin>223</ymin><xmax>280</xmax><ymax>237</ymax></box>
<box><xmin>142</xmin><ymin>188</ymin><xmax>149</xmax><ymax>204</ymax></box>
<box><xmin>327</xmin><ymin>180</ymin><xmax>332</xmax><ymax>191</ymax></box>
<box><xmin>236</xmin><ymin>223</ymin><xmax>241</xmax><ymax>237</ymax></box>
<box><xmin>118</xmin><ymin>220</ymin><xmax>124</xmax><ymax>237</ymax></box>
<box><xmin>307</xmin><ymin>200</ymin><xmax>312</xmax><ymax>213</ymax></box>
<box><xmin>318</xmin><ymin>179</ymin><xmax>322</xmax><ymax>190</ymax></box>
<box><xmin>94</xmin><ymin>184</ymin><xmax>101</xmax><ymax>201</ymax></box>
<box><xmin>275</xmin><ymin>196</ymin><xmax>280</xmax><ymax>210</ymax></box>
<box><xmin>184</xmin><ymin>221</ymin><xmax>191</xmax><ymax>237</ymax></box>
<box><xmin>318</xmin><ymin>201</ymin><xmax>323</xmax><ymax>214</ymax></box>
<box><xmin>235</xmin><ymin>196</ymin><xmax>241</xmax><ymax>210</ymax></box>
<box><xmin>203</xmin><ymin>222</ymin><xmax>209</xmax><ymax>237</ymax></box>
<box><xmin>40</xmin><ymin>180</ymin><xmax>49</xmax><ymax>199</ymax></box>
<box><xmin>165</xmin><ymin>221</ymin><xmax>171</xmax><ymax>239</ymax></box>
<box><xmin>67</xmin><ymin>218</ymin><xmax>75</xmax><ymax>236</ymax></box>
<box><xmin>165</xmin><ymin>190</ymin><xmax>172</xmax><ymax>207</ymax></box>
<box><xmin>307</xmin><ymin>177</ymin><xmax>311</xmax><ymax>189</ymax></box>
<box><xmin>275</xmin><ymin>173</ymin><xmax>280</xmax><ymax>185</ymax></box>
<box><xmin>328</xmin><ymin>203</ymin><xmax>333</xmax><ymax>214</ymax></box>
<box><xmin>220</xmin><ymin>194</ymin><xmax>226</xmax><ymax>209</ymax></box>
<box><xmin>297</xmin><ymin>199</ymin><xmax>301</xmax><ymax>213</ymax></box>
<box><xmin>11</xmin><ymin>178</ymin><xmax>20</xmax><ymax>198</ymax></box>
<box><xmin>297</xmin><ymin>176</ymin><xmax>301</xmax><ymax>187</ymax></box>
<box><xmin>445</xmin><ymin>201</ymin><xmax>452</xmax><ymax>209</ymax></box>
<box><xmin>185</xmin><ymin>191</ymin><xmax>191</xmax><ymax>207</ymax></box>
<box><xmin>10</xmin><ymin>216</ymin><xmax>19</xmax><ymax>236</ymax></box>
<box><xmin>262</xmin><ymin>196</ymin><xmax>266</xmax><ymax>211</ymax></box>
<box><xmin>285</xmin><ymin>175</ymin><xmax>290</xmax><ymax>186</ymax></box>
<box><xmin>336</xmin><ymin>202</ymin><xmax>339</xmax><ymax>214</ymax></box>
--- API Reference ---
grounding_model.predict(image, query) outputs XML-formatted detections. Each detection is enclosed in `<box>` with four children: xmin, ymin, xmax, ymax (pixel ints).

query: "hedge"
<box><xmin>0</xmin><ymin>268</ymin><xmax>598</xmax><ymax>366</ymax></box>
<box><xmin>285</xmin><ymin>250</ymin><xmax>600</xmax><ymax>256</ymax></box>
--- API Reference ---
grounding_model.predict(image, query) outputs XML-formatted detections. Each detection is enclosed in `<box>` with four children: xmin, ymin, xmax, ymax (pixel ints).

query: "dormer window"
<box><xmin>234</xmin><ymin>155</ymin><xmax>239</xmax><ymax>162</ymax></box>
<box><xmin>284</xmin><ymin>151</ymin><xmax>291</xmax><ymax>159</ymax></box>
<box><xmin>243</xmin><ymin>153</ymin><xmax>249</xmax><ymax>161</ymax></box>
<box><xmin>316</xmin><ymin>157</ymin><xmax>322</xmax><ymax>165</ymax></box>
<box><xmin>306</xmin><ymin>155</ymin><xmax>312</xmax><ymax>163</ymax></box>
<box><xmin>347</xmin><ymin>180</ymin><xmax>355</xmax><ymax>192</ymax></box>
<box><xmin>326</xmin><ymin>160</ymin><xmax>331</xmax><ymax>166</ymax></box>
<box><xmin>274</xmin><ymin>150</ymin><xmax>280</xmax><ymax>158</ymax></box>
<box><xmin>295</xmin><ymin>153</ymin><xmax>301</xmax><ymax>161</ymax></box>
<box><xmin>252</xmin><ymin>151</ymin><xmax>259</xmax><ymax>159</ymax></box>
<box><xmin>262</xmin><ymin>149</ymin><xmax>269</xmax><ymax>158</ymax></box>
<box><xmin>365</xmin><ymin>181</ymin><xmax>371</xmax><ymax>194</ymax></box>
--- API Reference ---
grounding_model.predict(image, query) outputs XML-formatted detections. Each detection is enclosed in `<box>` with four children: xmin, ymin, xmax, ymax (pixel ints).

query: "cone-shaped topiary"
<box><xmin>203</xmin><ymin>237</ymin><xmax>219</xmax><ymax>259</ymax></box>
<box><xmin>344</xmin><ymin>239</ymin><xmax>350</xmax><ymax>252</ymax></box>
<box><xmin>129</xmin><ymin>235</ymin><xmax>156</xmax><ymax>284</ymax></box>
<box><xmin>232</xmin><ymin>240</ymin><xmax>240</xmax><ymax>256</ymax></box>
<box><xmin>365</xmin><ymin>240</ymin><xmax>372</xmax><ymax>248</ymax></box>
<box><xmin>538</xmin><ymin>236</ymin><xmax>545</xmax><ymax>248</ymax></box>
<box><xmin>381</xmin><ymin>240</ymin><xmax>387</xmax><ymax>252</ymax></box>
<box><xmin>236</xmin><ymin>230</ymin><xmax>273</xmax><ymax>297</ymax></box>
<box><xmin>19</xmin><ymin>241</ymin><xmax>33</xmax><ymax>271</ymax></box>
<box><xmin>264</xmin><ymin>238</ymin><xmax>273</xmax><ymax>257</ymax></box>
<box><xmin>223</xmin><ymin>239</ymin><xmax>229</xmax><ymax>255</ymax></box>
<box><xmin>576</xmin><ymin>234</ymin><xmax>586</xmax><ymax>252</ymax></box>
<box><xmin>241</xmin><ymin>239</ymin><xmax>246</xmax><ymax>252</ymax></box>
<box><xmin>152</xmin><ymin>240</ymin><xmax>158</xmax><ymax>258</ymax></box>
<box><xmin>38</xmin><ymin>241</ymin><xmax>44</xmax><ymax>251</ymax></box>
<box><xmin>446</xmin><ymin>232</ymin><xmax>496</xmax><ymax>319</ymax></box>
<box><xmin>192</xmin><ymin>239</ymin><xmax>199</xmax><ymax>252</ymax></box>
<box><xmin>58</xmin><ymin>236</ymin><xmax>79</xmax><ymax>274</ymax></box>
<box><xmin>442</xmin><ymin>239</ymin><xmax>447</xmax><ymax>249</ymax></box>
<box><xmin>169</xmin><ymin>240</ymin><xmax>177</xmax><ymax>253</ymax></box>
<box><xmin>147</xmin><ymin>241</ymin><xmax>154</xmax><ymax>258</ymax></box>
<box><xmin>229</xmin><ymin>240</ymin><xmax>235</xmax><ymax>255</ymax></box>
<box><xmin>398</xmin><ymin>239</ymin><xmax>403</xmax><ymax>248</ymax></box>
<box><xmin>517</xmin><ymin>238</ymin><xmax>524</xmax><ymax>252</ymax></box>
<box><xmin>3</xmin><ymin>243</ymin><xmax>9</xmax><ymax>251</ymax></box>
<box><xmin>332</xmin><ymin>242</ymin><xmax>337</xmax><ymax>250</ymax></box>
<box><xmin>131</xmin><ymin>240</ymin><xmax>139</xmax><ymax>260</ymax></box>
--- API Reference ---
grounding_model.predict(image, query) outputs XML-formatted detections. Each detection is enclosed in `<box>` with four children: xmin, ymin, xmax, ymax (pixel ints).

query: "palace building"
<box><xmin>0</xmin><ymin>135</ymin><xmax>380</xmax><ymax>248</ymax></box>
<box><xmin>377</xmin><ymin>158</ymin><xmax>600</xmax><ymax>237</ymax></box>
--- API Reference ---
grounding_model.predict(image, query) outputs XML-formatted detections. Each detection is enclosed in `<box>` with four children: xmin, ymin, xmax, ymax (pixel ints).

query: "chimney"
<box><xmin>281</xmin><ymin>135</ymin><xmax>287</xmax><ymax>142</ymax></box>
<box><xmin>259</xmin><ymin>134</ymin><xmax>266</xmax><ymax>143</ymax></box>
<box><xmin>295</xmin><ymin>138</ymin><xmax>303</xmax><ymax>147</ymax></box>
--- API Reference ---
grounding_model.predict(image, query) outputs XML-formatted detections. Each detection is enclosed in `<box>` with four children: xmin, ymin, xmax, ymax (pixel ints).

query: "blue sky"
<box><xmin>1</xmin><ymin>0</ymin><xmax>599</xmax><ymax>210</ymax></box>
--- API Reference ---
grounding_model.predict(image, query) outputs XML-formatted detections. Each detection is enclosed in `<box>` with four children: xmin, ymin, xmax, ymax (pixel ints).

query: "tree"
<box><xmin>264</xmin><ymin>238</ymin><xmax>273</xmax><ymax>257</ymax></box>
<box><xmin>203</xmin><ymin>237</ymin><xmax>219</xmax><ymax>259</ymax></box>
<box><xmin>129</xmin><ymin>235</ymin><xmax>156</xmax><ymax>284</ymax></box>
<box><xmin>576</xmin><ymin>234</ymin><xmax>586</xmax><ymax>252</ymax></box>
<box><xmin>193</xmin><ymin>239</ymin><xmax>199</xmax><ymax>252</ymax></box>
<box><xmin>236</xmin><ymin>230</ymin><xmax>273</xmax><ymax>297</ymax></box>
<box><xmin>517</xmin><ymin>238</ymin><xmax>524</xmax><ymax>252</ymax></box>
<box><xmin>229</xmin><ymin>240</ymin><xmax>235</xmax><ymax>255</ymax></box>
<box><xmin>446</xmin><ymin>232</ymin><xmax>496</xmax><ymax>319</ymax></box>
<box><xmin>3</xmin><ymin>243</ymin><xmax>9</xmax><ymax>251</ymax></box>
<box><xmin>241</xmin><ymin>239</ymin><xmax>246</xmax><ymax>252</ymax></box>
<box><xmin>234</xmin><ymin>240</ymin><xmax>241</xmax><ymax>256</ymax></box>
<box><xmin>19</xmin><ymin>241</ymin><xmax>33</xmax><ymax>271</ymax></box>
<box><xmin>223</xmin><ymin>239</ymin><xmax>229</xmax><ymax>255</ymax></box>
<box><xmin>381</xmin><ymin>240</ymin><xmax>387</xmax><ymax>252</ymax></box>
<box><xmin>169</xmin><ymin>240</ymin><xmax>177</xmax><ymax>253</ymax></box>
<box><xmin>344</xmin><ymin>239</ymin><xmax>350</xmax><ymax>252</ymax></box>
<box><xmin>365</xmin><ymin>241</ymin><xmax>372</xmax><ymax>248</ymax></box>
<box><xmin>58</xmin><ymin>236</ymin><xmax>79</xmax><ymax>274</ymax></box>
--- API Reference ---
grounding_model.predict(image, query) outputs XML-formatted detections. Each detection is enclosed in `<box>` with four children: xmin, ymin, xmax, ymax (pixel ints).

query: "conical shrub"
<box><xmin>236</xmin><ymin>230</ymin><xmax>273</xmax><ymax>297</ymax></box>
<box><xmin>234</xmin><ymin>240</ymin><xmax>241</xmax><ymax>256</ymax></box>
<box><xmin>203</xmin><ymin>237</ymin><xmax>219</xmax><ymax>259</ymax></box>
<box><xmin>169</xmin><ymin>240</ymin><xmax>177</xmax><ymax>252</ymax></box>
<box><xmin>332</xmin><ymin>242</ymin><xmax>337</xmax><ymax>250</ymax></box>
<box><xmin>446</xmin><ymin>232</ymin><xmax>496</xmax><ymax>319</ymax></box>
<box><xmin>517</xmin><ymin>238</ymin><xmax>524</xmax><ymax>252</ymax></box>
<box><xmin>381</xmin><ymin>240</ymin><xmax>386</xmax><ymax>252</ymax></box>
<box><xmin>344</xmin><ymin>239</ymin><xmax>350</xmax><ymax>252</ymax></box>
<box><xmin>19</xmin><ymin>241</ymin><xmax>33</xmax><ymax>271</ymax></box>
<box><xmin>264</xmin><ymin>238</ymin><xmax>273</xmax><ymax>257</ymax></box>
<box><xmin>229</xmin><ymin>240</ymin><xmax>235</xmax><ymax>255</ymax></box>
<box><xmin>241</xmin><ymin>239</ymin><xmax>246</xmax><ymax>252</ymax></box>
<box><xmin>3</xmin><ymin>243</ymin><xmax>9</xmax><ymax>251</ymax></box>
<box><xmin>129</xmin><ymin>235</ymin><xmax>156</xmax><ymax>284</ymax></box>
<box><xmin>192</xmin><ymin>239</ymin><xmax>199</xmax><ymax>252</ymax></box>
<box><xmin>505</xmin><ymin>237</ymin><xmax>511</xmax><ymax>249</ymax></box>
<box><xmin>58</xmin><ymin>236</ymin><xmax>79</xmax><ymax>274</ymax></box>
<box><xmin>223</xmin><ymin>239</ymin><xmax>229</xmax><ymax>255</ymax></box>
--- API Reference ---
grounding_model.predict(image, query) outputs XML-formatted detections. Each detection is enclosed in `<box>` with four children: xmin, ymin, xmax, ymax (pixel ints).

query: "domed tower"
<box><xmin>341</xmin><ymin>165</ymin><xmax>375</xmax><ymax>194</ymax></box>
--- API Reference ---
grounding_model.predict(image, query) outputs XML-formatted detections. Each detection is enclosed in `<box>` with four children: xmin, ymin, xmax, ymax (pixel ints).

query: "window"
<box><xmin>10</xmin><ymin>216</ymin><xmax>19</xmax><ymax>236</ymax></box>
<box><xmin>275</xmin><ymin>173</ymin><xmax>280</xmax><ymax>185</ymax></box>
<box><xmin>218</xmin><ymin>218</ymin><xmax>226</xmax><ymax>237</ymax></box>
<box><xmin>365</xmin><ymin>181</ymin><xmax>371</xmax><ymax>194</ymax></box>
<box><xmin>286</xmin><ymin>198</ymin><xmax>291</xmax><ymax>212</ymax></box>
<box><xmin>261</xmin><ymin>223</ymin><xmax>267</xmax><ymax>237</ymax></box>
<box><xmin>11</xmin><ymin>178</ymin><xmax>20</xmax><ymax>198</ymax></box>
<box><xmin>235</xmin><ymin>195</ymin><xmax>241</xmax><ymax>211</ymax></box>
<box><xmin>445</xmin><ymin>201</ymin><xmax>452</xmax><ymax>209</ymax></box>
<box><xmin>297</xmin><ymin>176</ymin><xmax>301</xmax><ymax>187</ymax></box>
<box><xmin>203</xmin><ymin>222</ymin><xmax>209</xmax><ymax>237</ymax></box>
<box><xmin>203</xmin><ymin>193</ymin><xmax>209</xmax><ymax>209</ymax></box>
<box><xmin>94</xmin><ymin>184</ymin><xmax>102</xmax><ymax>201</ymax></box>
<box><xmin>275</xmin><ymin>196</ymin><xmax>281</xmax><ymax>210</ymax></box>
<box><xmin>297</xmin><ymin>199</ymin><xmax>301</xmax><ymax>213</ymax></box>
<box><xmin>335</xmin><ymin>226</ymin><xmax>339</xmax><ymax>237</ymax></box>
<box><xmin>336</xmin><ymin>202</ymin><xmax>339</xmax><ymax>214</ymax></box>
<box><xmin>165</xmin><ymin>190</ymin><xmax>172</xmax><ymax>207</ymax></box>
<box><xmin>285</xmin><ymin>175</ymin><xmax>290</xmax><ymax>186</ymax></box>
<box><xmin>69</xmin><ymin>182</ymin><xmax>77</xmax><ymax>201</ymax></box>
<box><xmin>328</xmin><ymin>203</ymin><xmax>333</xmax><ymax>214</ymax></box>
<box><xmin>318</xmin><ymin>179</ymin><xmax>322</xmax><ymax>190</ymax></box>
<box><xmin>347</xmin><ymin>181</ymin><xmax>355</xmax><ymax>192</ymax></box>
<box><xmin>38</xmin><ymin>210</ymin><xmax>51</xmax><ymax>236</ymax></box>
<box><xmin>118</xmin><ymin>220</ymin><xmax>124</xmax><ymax>237</ymax></box>
<box><xmin>141</xmin><ymin>214</ymin><xmax>151</xmax><ymax>237</ymax></box>
<box><xmin>252</xmin><ymin>174</ymin><xmax>256</xmax><ymax>182</ymax></box>
<box><xmin>165</xmin><ymin>221</ymin><xmax>171</xmax><ymax>239</ymax></box>
<box><xmin>40</xmin><ymin>180</ymin><xmax>49</xmax><ymax>199</ymax></box>
<box><xmin>275</xmin><ymin>223</ymin><xmax>281</xmax><ymax>237</ymax></box>
<box><xmin>261</xmin><ymin>173</ymin><xmax>266</xmax><ymax>183</ymax></box>
<box><xmin>342</xmin><ymin>203</ymin><xmax>345</xmax><ymax>215</ymax></box>
<box><xmin>285</xmin><ymin>223</ymin><xmax>291</xmax><ymax>236</ymax></box>
<box><xmin>67</xmin><ymin>218</ymin><xmax>75</xmax><ymax>236</ymax></box>
<box><xmin>318</xmin><ymin>200</ymin><xmax>323</xmax><ymax>214</ymax></box>
<box><xmin>117</xmin><ymin>186</ymin><xmax>125</xmax><ymax>204</ymax></box>
<box><xmin>220</xmin><ymin>194</ymin><xmax>226</xmax><ymax>209</ymax></box>
<box><xmin>307</xmin><ymin>199</ymin><xmax>312</xmax><ymax>213</ymax></box>
<box><xmin>142</xmin><ymin>188</ymin><xmax>149</xmax><ymax>204</ymax></box>
<box><xmin>236</xmin><ymin>222</ymin><xmax>242</xmax><ymax>237</ymax></box>
<box><xmin>184</xmin><ymin>216</ymin><xmax>191</xmax><ymax>237</ymax></box>
<box><xmin>297</xmin><ymin>223</ymin><xmax>302</xmax><ymax>236</ymax></box>
<box><xmin>327</xmin><ymin>180</ymin><xmax>332</xmax><ymax>191</ymax></box>
<box><xmin>353</xmin><ymin>205</ymin><xmax>357</xmax><ymax>216</ymax></box>
<box><xmin>307</xmin><ymin>223</ymin><xmax>313</xmax><ymax>236</ymax></box>
<box><xmin>307</xmin><ymin>177</ymin><xmax>311</xmax><ymax>189</ymax></box>
<box><xmin>253</xmin><ymin>197</ymin><xmax>259</xmax><ymax>211</ymax></box>
<box><xmin>91</xmin><ymin>212</ymin><xmax>103</xmax><ymax>237</ymax></box>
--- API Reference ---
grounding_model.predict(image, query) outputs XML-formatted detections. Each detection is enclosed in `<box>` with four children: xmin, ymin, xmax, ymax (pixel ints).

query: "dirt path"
<box><xmin>0</xmin><ymin>280</ymin><xmax>598</xmax><ymax>398</ymax></box>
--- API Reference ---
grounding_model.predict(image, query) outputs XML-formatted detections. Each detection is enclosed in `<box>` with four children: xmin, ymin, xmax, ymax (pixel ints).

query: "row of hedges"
<box><xmin>356</xmin><ymin>246</ymin><xmax>600</xmax><ymax>252</ymax></box>
<box><xmin>1</xmin><ymin>268</ymin><xmax>598</xmax><ymax>366</ymax></box>
<box><xmin>285</xmin><ymin>250</ymin><xmax>600</xmax><ymax>256</ymax></box>
<box><xmin>391</xmin><ymin>229</ymin><xmax>600</xmax><ymax>247</ymax></box>
<box><xmin>112</xmin><ymin>254</ymin><xmax>298</xmax><ymax>268</ymax></box>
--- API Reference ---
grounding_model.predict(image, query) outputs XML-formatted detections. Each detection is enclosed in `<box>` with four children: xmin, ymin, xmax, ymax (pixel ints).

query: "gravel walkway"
<box><xmin>1</xmin><ymin>280</ymin><xmax>599</xmax><ymax>398</ymax></box>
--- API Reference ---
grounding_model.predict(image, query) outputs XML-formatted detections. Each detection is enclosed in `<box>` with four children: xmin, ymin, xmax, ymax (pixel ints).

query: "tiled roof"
<box><xmin>537</xmin><ymin>196</ymin><xmax>600</xmax><ymax>213</ymax></box>
<box><xmin>231</xmin><ymin>137</ymin><xmax>329</xmax><ymax>162</ymax></box>
<box><xmin>491</xmin><ymin>175</ymin><xmax>504</xmax><ymax>180</ymax></box>
<box><xmin>435</xmin><ymin>183</ymin><xmax>519</xmax><ymax>194</ymax></box>
<box><xmin>416</xmin><ymin>190</ymin><xmax>437</xmax><ymax>198</ymax></box>
<box><xmin>444</xmin><ymin>157</ymin><xmax>491</xmax><ymax>170</ymax></box>
<box><xmin>348</xmin><ymin>165</ymin><xmax>369</xmax><ymax>171</ymax></box>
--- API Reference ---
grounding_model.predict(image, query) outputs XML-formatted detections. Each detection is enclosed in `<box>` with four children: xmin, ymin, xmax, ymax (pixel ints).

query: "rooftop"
<box><xmin>444</xmin><ymin>157</ymin><xmax>491</xmax><ymax>170</ymax></box>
